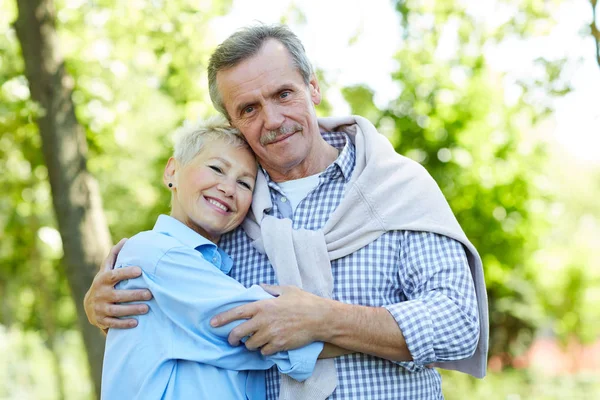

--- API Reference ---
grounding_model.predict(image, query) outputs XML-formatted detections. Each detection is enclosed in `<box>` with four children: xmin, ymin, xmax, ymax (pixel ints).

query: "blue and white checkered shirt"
<box><xmin>220</xmin><ymin>132</ymin><xmax>479</xmax><ymax>400</ymax></box>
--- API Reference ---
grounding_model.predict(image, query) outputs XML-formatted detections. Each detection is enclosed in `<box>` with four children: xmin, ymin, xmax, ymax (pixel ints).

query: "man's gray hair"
<box><xmin>207</xmin><ymin>23</ymin><xmax>314</xmax><ymax>119</ymax></box>
<box><xmin>172</xmin><ymin>115</ymin><xmax>250</xmax><ymax>165</ymax></box>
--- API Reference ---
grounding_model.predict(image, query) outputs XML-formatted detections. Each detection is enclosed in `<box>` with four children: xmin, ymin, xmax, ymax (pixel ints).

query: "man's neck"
<box><xmin>265</xmin><ymin>139</ymin><xmax>339</xmax><ymax>183</ymax></box>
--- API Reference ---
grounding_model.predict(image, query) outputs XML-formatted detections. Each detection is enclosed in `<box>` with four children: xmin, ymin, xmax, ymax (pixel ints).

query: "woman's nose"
<box><xmin>217</xmin><ymin>178</ymin><xmax>236</xmax><ymax>196</ymax></box>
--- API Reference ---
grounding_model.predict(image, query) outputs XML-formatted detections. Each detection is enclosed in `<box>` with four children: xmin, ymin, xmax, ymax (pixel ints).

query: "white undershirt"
<box><xmin>277</xmin><ymin>173</ymin><xmax>321</xmax><ymax>213</ymax></box>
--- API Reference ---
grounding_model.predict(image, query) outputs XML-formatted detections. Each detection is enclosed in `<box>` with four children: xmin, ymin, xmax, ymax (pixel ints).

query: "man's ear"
<box><xmin>309</xmin><ymin>74</ymin><xmax>322</xmax><ymax>106</ymax></box>
<box><xmin>163</xmin><ymin>157</ymin><xmax>177</xmax><ymax>189</ymax></box>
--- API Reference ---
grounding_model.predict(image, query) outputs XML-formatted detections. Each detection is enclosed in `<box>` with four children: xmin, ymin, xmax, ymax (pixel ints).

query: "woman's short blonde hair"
<box><xmin>171</xmin><ymin>115</ymin><xmax>251</xmax><ymax>165</ymax></box>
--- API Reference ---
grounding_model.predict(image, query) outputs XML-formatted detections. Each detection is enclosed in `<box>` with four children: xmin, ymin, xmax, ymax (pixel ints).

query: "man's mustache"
<box><xmin>259</xmin><ymin>124</ymin><xmax>303</xmax><ymax>145</ymax></box>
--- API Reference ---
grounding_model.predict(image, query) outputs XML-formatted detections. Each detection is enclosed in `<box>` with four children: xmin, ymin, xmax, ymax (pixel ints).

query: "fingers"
<box><xmin>259</xmin><ymin>343</ymin><xmax>279</xmax><ymax>356</ymax></box>
<box><xmin>91</xmin><ymin>293</ymin><xmax>150</xmax><ymax>329</ymax></box>
<box><xmin>248</xmin><ymin>325</ymin><xmax>285</xmax><ymax>356</ymax></box>
<box><xmin>85</xmin><ymin>273</ymin><xmax>150</xmax><ymax>329</ymax></box>
<box><xmin>95</xmin><ymin>290</ymin><xmax>150</xmax><ymax>322</ymax></box>
<box><xmin>248</xmin><ymin>326</ymin><xmax>286</xmax><ymax>356</ymax></box>
<box><xmin>110</xmin><ymin>289</ymin><xmax>152</xmax><ymax>303</ymax></box>
<box><xmin>102</xmin><ymin>266</ymin><xmax>143</xmax><ymax>286</ymax></box>
<box><xmin>259</xmin><ymin>284</ymin><xmax>282</xmax><ymax>296</ymax></box>
<box><xmin>103</xmin><ymin>238</ymin><xmax>128</xmax><ymax>272</ymax></box>
<box><xmin>244</xmin><ymin>333</ymin><xmax>272</xmax><ymax>353</ymax></box>
<box><xmin>104</xmin><ymin>303</ymin><xmax>149</xmax><ymax>318</ymax></box>
<box><xmin>210</xmin><ymin>303</ymin><xmax>258</xmax><ymax>328</ymax></box>
<box><xmin>231</xmin><ymin>319</ymin><xmax>263</xmax><ymax>348</ymax></box>
<box><xmin>100</xmin><ymin>317</ymin><xmax>139</xmax><ymax>330</ymax></box>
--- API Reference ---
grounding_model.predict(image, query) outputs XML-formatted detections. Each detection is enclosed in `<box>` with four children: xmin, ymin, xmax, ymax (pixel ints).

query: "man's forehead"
<box><xmin>217</xmin><ymin>56</ymin><xmax>304</xmax><ymax>108</ymax></box>
<box><xmin>218</xmin><ymin>39</ymin><xmax>298</xmax><ymax>79</ymax></box>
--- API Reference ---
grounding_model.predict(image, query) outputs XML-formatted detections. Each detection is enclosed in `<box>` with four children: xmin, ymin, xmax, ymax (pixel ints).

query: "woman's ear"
<box><xmin>163</xmin><ymin>157</ymin><xmax>177</xmax><ymax>189</ymax></box>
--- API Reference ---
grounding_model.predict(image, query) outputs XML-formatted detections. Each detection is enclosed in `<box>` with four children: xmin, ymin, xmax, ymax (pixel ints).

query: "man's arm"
<box><xmin>83</xmin><ymin>239</ymin><xmax>152</xmax><ymax>332</ymax></box>
<box><xmin>82</xmin><ymin>241</ymin><xmax>385</xmax><ymax>361</ymax></box>
<box><xmin>211</xmin><ymin>232</ymin><xmax>480</xmax><ymax>365</ymax></box>
<box><xmin>319</xmin><ymin>343</ymin><xmax>355</xmax><ymax>359</ymax></box>
<box><xmin>210</xmin><ymin>284</ymin><xmax>412</xmax><ymax>361</ymax></box>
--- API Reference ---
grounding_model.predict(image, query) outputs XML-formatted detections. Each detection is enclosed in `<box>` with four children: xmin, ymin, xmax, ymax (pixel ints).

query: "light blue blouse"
<box><xmin>101</xmin><ymin>215</ymin><xmax>322</xmax><ymax>400</ymax></box>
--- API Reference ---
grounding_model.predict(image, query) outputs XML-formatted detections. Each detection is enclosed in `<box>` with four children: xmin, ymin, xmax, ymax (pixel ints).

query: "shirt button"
<box><xmin>281</xmin><ymin>196</ymin><xmax>287</xmax><ymax>203</ymax></box>
<box><xmin>212</xmin><ymin>257</ymin><xmax>218</xmax><ymax>263</ymax></box>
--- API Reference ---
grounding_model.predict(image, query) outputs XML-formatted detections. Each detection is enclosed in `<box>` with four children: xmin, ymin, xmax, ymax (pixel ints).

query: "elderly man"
<box><xmin>85</xmin><ymin>24</ymin><xmax>488</xmax><ymax>399</ymax></box>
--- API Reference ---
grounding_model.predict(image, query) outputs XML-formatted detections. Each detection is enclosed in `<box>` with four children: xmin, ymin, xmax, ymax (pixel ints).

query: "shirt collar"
<box><xmin>153</xmin><ymin>215</ymin><xmax>233</xmax><ymax>273</ymax></box>
<box><xmin>323</xmin><ymin>132</ymin><xmax>354</xmax><ymax>182</ymax></box>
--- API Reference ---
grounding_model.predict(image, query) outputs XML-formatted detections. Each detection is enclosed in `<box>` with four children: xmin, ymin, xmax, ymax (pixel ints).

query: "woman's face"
<box><xmin>166</xmin><ymin>137</ymin><xmax>257</xmax><ymax>243</ymax></box>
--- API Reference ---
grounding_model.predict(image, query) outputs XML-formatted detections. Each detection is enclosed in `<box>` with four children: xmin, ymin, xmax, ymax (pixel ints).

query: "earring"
<box><xmin>168</xmin><ymin>183</ymin><xmax>173</xmax><ymax>188</ymax></box>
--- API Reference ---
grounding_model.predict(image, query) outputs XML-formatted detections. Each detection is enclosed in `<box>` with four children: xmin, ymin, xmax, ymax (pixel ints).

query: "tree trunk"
<box><xmin>14</xmin><ymin>0</ymin><xmax>112</xmax><ymax>397</ymax></box>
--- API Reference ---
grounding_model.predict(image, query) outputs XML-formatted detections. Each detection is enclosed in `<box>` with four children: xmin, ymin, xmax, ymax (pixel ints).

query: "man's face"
<box><xmin>168</xmin><ymin>138</ymin><xmax>257</xmax><ymax>243</ymax></box>
<box><xmin>216</xmin><ymin>39</ymin><xmax>322</xmax><ymax>180</ymax></box>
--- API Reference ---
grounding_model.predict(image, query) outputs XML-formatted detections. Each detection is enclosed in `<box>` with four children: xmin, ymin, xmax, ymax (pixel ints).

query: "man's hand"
<box><xmin>84</xmin><ymin>239</ymin><xmax>152</xmax><ymax>332</ymax></box>
<box><xmin>210</xmin><ymin>284</ymin><xmax>330</xmax><ymax>356</ymax></box>
<box><xmin>212</xmin><ymin>283</ymin><xmax>413</xmax><ymax>362</ymax></box>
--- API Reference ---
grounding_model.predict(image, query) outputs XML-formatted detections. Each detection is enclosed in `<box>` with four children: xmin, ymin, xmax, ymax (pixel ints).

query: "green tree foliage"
<box><xmin>341</xmin><ymin>0</ymin><xmax>584</xmax><ymax>358</ymax></box>
<box><xmin>1</xmin><ymin>0</ymin><xmax>598</xmax><ymax>397</ymax></box>
<box><xmin>1</xmin><ymin>3</ymin><xmax>78</xmax><ymax>396</ymax></box>
<box><xmin>55</xmin><ymin>0</ymin><xmax>233</xmax><ymax>239</ymax></box>
<box><xmin>533</xmin><ymin>149</ymin><xmax>600</xmax><ymax>345</ymax></box>
<box><xmin>0</xmin><ymin>0</ymin><xmax>73</xmax><ymax>339</ymax></box>
<box><xmin>1</xmin><ymin>0</ymin><xmax>234</xmax><ymax>397</ymax></box>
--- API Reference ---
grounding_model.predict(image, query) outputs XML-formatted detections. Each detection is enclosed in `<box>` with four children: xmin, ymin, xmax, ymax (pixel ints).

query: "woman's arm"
<box><xmin>125</xmin><ymin>244</ymin><xmax>322</xmax><ymax>381</ymax></box>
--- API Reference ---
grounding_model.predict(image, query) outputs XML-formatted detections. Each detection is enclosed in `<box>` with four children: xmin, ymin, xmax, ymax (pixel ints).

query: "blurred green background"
<box><xmin>1</xmin><ymin>0</ymin><xmax>599</xmax><ymax>399</ymax></box>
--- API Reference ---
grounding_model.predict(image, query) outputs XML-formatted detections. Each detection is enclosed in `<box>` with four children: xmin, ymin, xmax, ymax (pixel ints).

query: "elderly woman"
<box><xmin>101</xmin><ymin>117</ymin><xmax>323</xmax><ymax>400</ymax></box>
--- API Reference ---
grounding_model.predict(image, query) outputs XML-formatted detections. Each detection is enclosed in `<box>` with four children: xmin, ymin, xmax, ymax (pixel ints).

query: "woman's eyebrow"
<box><xmin>210</xmin><ymin>157</ymin><xmax>232</xmax><ymax>167</ymax></box>
<box><xmin>240</xmin><ymin>171</ymin><xmax>257</xmax><ymax>179</ymax></box>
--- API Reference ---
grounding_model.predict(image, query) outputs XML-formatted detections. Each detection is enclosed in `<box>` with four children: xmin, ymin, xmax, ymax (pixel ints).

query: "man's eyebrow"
<box><xmin>272</xmin><ymin>84</ymin><xmax>292</xmax><ymax>95</ymax></box>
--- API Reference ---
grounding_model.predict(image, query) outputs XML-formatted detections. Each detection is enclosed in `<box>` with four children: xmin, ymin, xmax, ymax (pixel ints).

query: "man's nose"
<box><xmin>262</xmin><ymin>103</ymin><xmax>285</xmax><ymax>131</ymax></box>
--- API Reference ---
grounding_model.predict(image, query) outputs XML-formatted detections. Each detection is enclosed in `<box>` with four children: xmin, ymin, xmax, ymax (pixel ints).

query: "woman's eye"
<box><xmin>209</xmin><ymin>165</ymin><xmax>223</xmax><ymax>173</ymax></box>
<box><xmin>238</xmin><ymin>181</ymin><xmax>252</xmax><ymax>190</ymax></box>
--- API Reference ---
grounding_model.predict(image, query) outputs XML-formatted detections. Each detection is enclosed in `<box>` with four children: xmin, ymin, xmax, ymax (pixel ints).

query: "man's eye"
<box><xmin>209</xmin><ymin>165</ymin><xmax>223</xmax><ymax>173</ymax></box>
<box><xmin>280</xmin><ymin>91</ymin><xmax>290</xmax><ymax>99</ymax></box>
<box><xmin>242</xmin><ymin>106</ymin><xmax>254</xmax><ymax>114</ymax></box>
